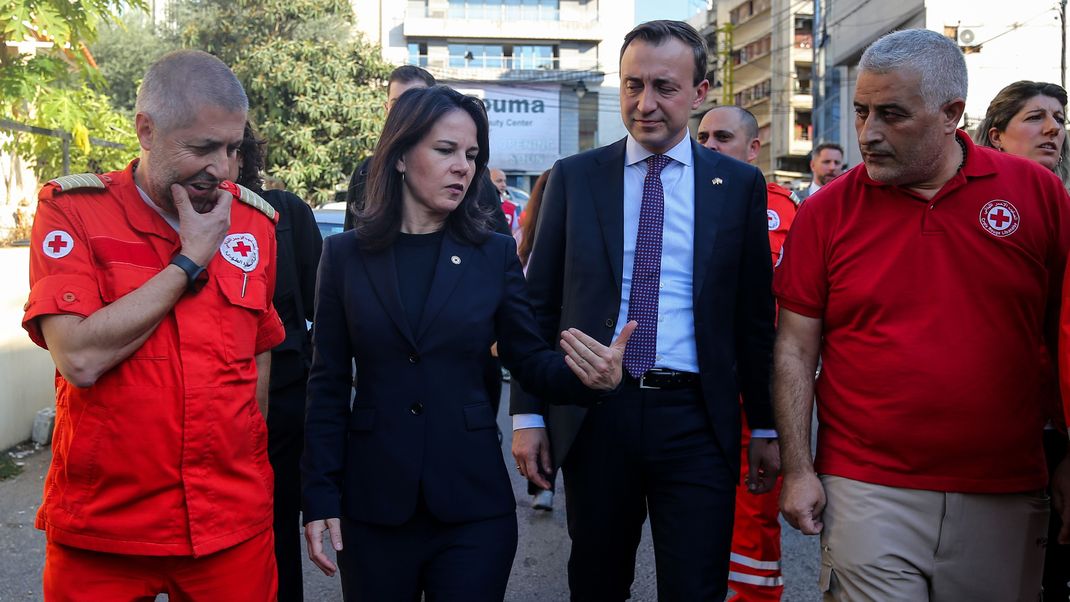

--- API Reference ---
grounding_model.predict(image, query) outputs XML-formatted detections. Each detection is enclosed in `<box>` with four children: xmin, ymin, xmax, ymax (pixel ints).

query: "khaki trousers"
<box><xmin>819</xmin><ymin>475</ymin><xmax>1048</xmax><ymax>602</ymax></box>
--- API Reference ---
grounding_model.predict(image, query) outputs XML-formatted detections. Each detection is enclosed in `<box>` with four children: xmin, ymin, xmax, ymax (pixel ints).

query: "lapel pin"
<box><xmin>450</xmin><ymin>255</ymin><xmax>461</xmax><ymax>265</ymax></box>
<box><xmin>711</xmin><ymin>178</ymin><xmax>723</xmax><ymax>186</ymax></box>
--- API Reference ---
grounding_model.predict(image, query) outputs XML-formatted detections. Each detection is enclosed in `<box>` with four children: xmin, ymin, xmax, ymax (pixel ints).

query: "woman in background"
<box><xmin>512</xmin><ymin>170</ymin><xmax>558</xmax><ymax>512</ymax></box>
<box><xmin>976</xmin><ymin>80</ymin><xmax>1070</xmax><ymax>599</ymax></box>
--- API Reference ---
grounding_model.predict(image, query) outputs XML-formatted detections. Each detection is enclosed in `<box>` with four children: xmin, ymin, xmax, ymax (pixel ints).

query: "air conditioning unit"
<box><xmin>957</xmin><ymin>27</ymin><xmax>982</xmax><ymax>46</ymax></box>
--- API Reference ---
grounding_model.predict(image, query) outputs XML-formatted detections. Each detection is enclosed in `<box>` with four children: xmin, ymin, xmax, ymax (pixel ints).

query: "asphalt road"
<box><xmin>0</xmin><ymin>383</ymin><xmax>820</xmax><ymax>601</ymax></box>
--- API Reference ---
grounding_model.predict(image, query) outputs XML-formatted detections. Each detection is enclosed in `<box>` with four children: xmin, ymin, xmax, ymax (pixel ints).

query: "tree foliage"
<box><xmin>1</xmin><ymin>1</ymin><xmax>144</xmax><ymax>179</ymax></box>
<box><xmin>90</xmin><ymin>14</ymin><xmax>177</xmax><ymax>113</ymax></box>
<box><xmin>174</xmin><ymin>0</ymin><xmax>391</xmax><ymax>204</ymax></box>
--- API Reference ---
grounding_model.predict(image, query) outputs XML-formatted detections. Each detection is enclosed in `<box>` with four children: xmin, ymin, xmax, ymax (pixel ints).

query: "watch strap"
<box><xmin>170</xmin><ymin>253</ymin><xmax>206</xmax><ymax>290</ymax></box>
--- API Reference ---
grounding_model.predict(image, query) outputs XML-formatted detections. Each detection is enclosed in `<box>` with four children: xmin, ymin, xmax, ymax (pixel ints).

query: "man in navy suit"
<box><xmin>511</xmin><ymin>20</ymin><xmax>779</xmax><ymax>601</ymax></box>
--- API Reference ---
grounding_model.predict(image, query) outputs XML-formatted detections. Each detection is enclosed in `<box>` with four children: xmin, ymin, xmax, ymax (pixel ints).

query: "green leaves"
<box><xmin>1</xmin><ymin>1</ymin><xmax>144</xmax><ymax>180</ymax></box>
<box><xmin>175</xmin><ymin>0</ymin><xmax>390</xmax><ymax>204</ymax></box>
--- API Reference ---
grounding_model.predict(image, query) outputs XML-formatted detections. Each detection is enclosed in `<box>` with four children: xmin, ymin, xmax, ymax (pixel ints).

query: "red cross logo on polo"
<box><xmin>979</xmin><ymin>200</ymin><xmax>1020</xmax><ymax>238</ymax></box>
<box><xmin>42</xmin><ymin>230</ymin><xmax>74</xmax><ymax>259</ymax></box>
<box><xmin>767</xmin><ymin>209</ymin><xmax>781</xmax><ymax>231</ymax></box>
<box><xmin>219</xmin><ymin>233</ymin><xmax>259</xmax><ymax>272</ymax></box>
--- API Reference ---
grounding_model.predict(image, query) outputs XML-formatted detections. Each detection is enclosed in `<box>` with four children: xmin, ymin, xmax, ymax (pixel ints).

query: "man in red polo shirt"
<box><xmin>697</xmin><ymin>104</ymin><xmax>794</xmax><ymax>601</ymax></box>
<box><xmin>23</xmin><ymin>50</ymin><xmax>284</xmax><ymax>600</ymax></box>
<box><xmin>774</xmin><ymin>29</ymin><xmax>1070</xmax><ymax>600</ymax></box>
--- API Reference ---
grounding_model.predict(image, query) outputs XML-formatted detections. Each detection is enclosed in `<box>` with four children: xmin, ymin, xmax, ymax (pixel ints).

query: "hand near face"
<box><xmin>172</xmin><ymin>183</ymin><xmax>232</xmax><ymax>267</ymax></box>
<box><xmin>559</xmin><ymin>321</ymin><xmax>637</xmax><ymax>391</ymax></box>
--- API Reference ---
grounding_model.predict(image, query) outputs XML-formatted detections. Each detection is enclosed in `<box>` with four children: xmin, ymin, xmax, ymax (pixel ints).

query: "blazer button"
<box><xmin>409</xmin><ymin>353</ymin><xmax>419</xmax><ymax>364</ymax></box>
<box><xmin>410</xmin><ymin>402</ymin><xmax>424</xmax><ymax>416</ymax></box>
<box><xmin>604</xmin><ymin>318</ymin><xmax>615</xmax><ymax>328</ymax></box>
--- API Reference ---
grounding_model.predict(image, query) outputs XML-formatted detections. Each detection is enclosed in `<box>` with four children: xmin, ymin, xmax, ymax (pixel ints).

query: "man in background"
<box><xmin>796</xmin><ymin>142</ymin><xmax>843</xmax><ymax>201</ymax></box>
<box><xmin>696</xmin><ymin>104</ymin><xmax>793</xmax><ymax>600</ymax></box>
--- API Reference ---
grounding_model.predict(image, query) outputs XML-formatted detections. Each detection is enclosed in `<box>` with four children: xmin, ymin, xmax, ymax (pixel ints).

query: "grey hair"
<box><xmin>135</xmin><ymin>50</ymin><xmax>248</xmax><ymax>131</ymax></box>
<box><xmin>858</xmin><ymin>29</ymin><xmax>967</xmax><ymax>110</ymax></box>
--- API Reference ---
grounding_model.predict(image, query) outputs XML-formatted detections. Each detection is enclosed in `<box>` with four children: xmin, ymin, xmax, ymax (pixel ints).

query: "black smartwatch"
<box><xmin>170</xmin><ymin>254</ymin><xmax>206</xmax><ymax>290</ymax></box>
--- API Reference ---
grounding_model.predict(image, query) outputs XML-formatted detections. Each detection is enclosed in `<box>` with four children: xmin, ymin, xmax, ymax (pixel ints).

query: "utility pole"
<box><xmin>1062</xmin><ymin>0</ymin><xmax>1067</xmax><ymax>89</ymax></box>
<box><xmin>720</xmin><ymin>23</ymin><xmax>734</xmax><ymax>106</ymax></box>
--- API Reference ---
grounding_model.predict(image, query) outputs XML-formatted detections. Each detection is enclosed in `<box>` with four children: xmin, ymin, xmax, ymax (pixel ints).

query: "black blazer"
<box><xmin>510</xmin><ymin>137</ymin><xmax>776</xmax><ymax>474</ymax></box>
<box><xmin>263</xmin><ymin>190</ymin><xmax>321</xmax><ymax>391</ymax></box>
<box><xmin>302</xmin><ymin>231</ymin><xmax>593</xmax><ymax>526</ymax></box>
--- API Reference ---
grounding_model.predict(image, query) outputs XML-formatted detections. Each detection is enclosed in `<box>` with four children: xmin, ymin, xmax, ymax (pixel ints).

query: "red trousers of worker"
<box><xmin>43</xmin><ymin>528</ymin><xmax>277</xmax><ymax>602</ymax></box>
<box><xmin>728</xmin><ymin>418</ymin><xmax>784</xmax><ymax>602</ymax></box>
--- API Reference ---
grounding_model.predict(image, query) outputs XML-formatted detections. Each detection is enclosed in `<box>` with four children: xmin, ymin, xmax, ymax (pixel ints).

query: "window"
<box><xmin>448</xmin><ymin>0</ymin><xmax>558</xmax><ymax>20</ymax></box>
<box><xmin>512</xmin><ymin>45</ymin><xmax>554</xmax><ymax>69</ymax></box>
<box><xmin>408</xmin><ymin>42</ymin><xmax>428</xmax><ymax>67</ymax></box>
<box><xmin>449</xmin><ymin>43</ymin><xmax>556</xmax><ymax>70</ymax></box>
<box><xmin>795</xmin><ymin>14</ymin><xmax>814</xmax><ymax>48</ymax></box>
<box><xmin>734</xmin><ymin>79</ymin><xmax>772</xmax><ymax>107</ymax></box>
<box><xmin>794</xmin><ymin>110</ymin><xmax>813</xmax><ymax>141</ymax></box>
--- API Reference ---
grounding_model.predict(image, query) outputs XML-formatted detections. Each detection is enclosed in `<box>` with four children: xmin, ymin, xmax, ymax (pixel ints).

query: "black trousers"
<box><xmin>562</xmin><ymin>381</ymin><xmax>736</xmax><ymax>602</ymax></box>
<box><xmin>1044</xmin><ymin>429</ymin><xmax>1070</xmax><ymax>600</ymax></box>
<box><xmin>336</xmin><ymin>503</ymin><xmax>518</xmax><ymax>601</ymax></box>
<box><xmin>267</xmin><ymin>379</ymin><xmax>307</xmax><ymax>602</ymax></box>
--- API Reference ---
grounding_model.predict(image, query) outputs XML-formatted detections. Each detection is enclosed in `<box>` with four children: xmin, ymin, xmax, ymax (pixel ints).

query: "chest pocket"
<box><xmin>216</xmin><ymin>271</ymin><xmax>269</xmax><ymax>362</ymax></box>
<box><xmin>98</xmin><ymin>264</ymin><xmax>171</xmax><ymax>360</ymax></box>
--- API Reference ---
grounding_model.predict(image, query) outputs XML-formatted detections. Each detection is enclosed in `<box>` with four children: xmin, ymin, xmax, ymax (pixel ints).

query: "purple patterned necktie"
<box><xmin>623</xmin><ymin>154</ymin><xmax>669</xmax><ymax>378</ymax></box>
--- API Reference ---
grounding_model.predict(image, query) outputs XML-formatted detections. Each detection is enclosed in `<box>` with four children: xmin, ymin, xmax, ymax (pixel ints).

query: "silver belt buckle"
<box><xmin>638</xmin><ymin>373</ymin><xmax>661</xmax><ymax>390</ymax></box>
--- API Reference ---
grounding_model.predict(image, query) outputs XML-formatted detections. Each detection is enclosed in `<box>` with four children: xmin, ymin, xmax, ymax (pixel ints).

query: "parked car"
<box><xmin>313</xmin><ymin>207</ymin><xmax>345</xmax><ymax>239</ymax></box>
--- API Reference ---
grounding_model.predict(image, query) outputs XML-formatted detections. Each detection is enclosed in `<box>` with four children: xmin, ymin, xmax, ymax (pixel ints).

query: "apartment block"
<box><xmin>692</xmin><ymin>0</ymin><xmax>814</xmax><ymax>185</ymax></box>
<box><xmin>352</xmin><ymin>0</ymin><xmax>635</xmax><ymax>185</ymax></box>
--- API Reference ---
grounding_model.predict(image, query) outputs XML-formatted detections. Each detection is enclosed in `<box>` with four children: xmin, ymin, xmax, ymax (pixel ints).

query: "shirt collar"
<box><xmin>625</xmin><ymin>131</ymin><xmax>693</xmax><ymax>168</ymax></box>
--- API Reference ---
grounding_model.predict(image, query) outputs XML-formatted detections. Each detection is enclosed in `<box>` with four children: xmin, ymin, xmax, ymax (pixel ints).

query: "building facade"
<box><xmin>351</xmin><ymin>0</ymin><xmax>635</xmax><ymax>188</ymax></box>
<box><xmin>691</xmin><ymin>0</ymin><xmax>814</xmax><ymax>185</ymax></box>
<box><xmin>813</xmin><ymin>0</ymin><xmax>1068</xmax><ymax>169</ymax></box>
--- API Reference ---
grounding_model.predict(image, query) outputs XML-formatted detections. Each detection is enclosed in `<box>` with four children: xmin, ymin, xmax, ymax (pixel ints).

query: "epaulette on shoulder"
<box><xmin>47</xmin><ymin>173</ymin><xmax>107</xmax><ymax>193</ymax></box>
<box><xmin>234</xmin><ymin>183</ymin><xmax>277</xmax><ymax>222</ymax></box>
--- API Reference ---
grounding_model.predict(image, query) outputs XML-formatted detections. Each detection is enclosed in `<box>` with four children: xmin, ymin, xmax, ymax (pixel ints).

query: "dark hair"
<box><xmin>621</xmin><ymin>20</ymin><xmax>708</xmax><ymax>86</ymax></box>
<box><xmin>517</xmin><ymin>170</ymin><xmax>551</xmax><ymax>266</ymax></box>
<box><xmin>235</xmin><ymin>121</ymin><xmax>266</xmax><ymax>193</ymax></box>
<box><xmin>388</xmin><ymin>65</ymin><xmax>436</xmax><ymax>90</ymax></box>
<box><xmin>358</xmin><ymin>85</ymin><xmax>494</xmax><ymax>251</ymax></box>
<box><xmin>812</xmin><ymin>142</ymin><xmax>844</xmax><ymax>158</ymax></box>
<box><xmin>976</xmin><ymin>80</ymin><xmax>1069</xmax><ymax>186</ymax></box>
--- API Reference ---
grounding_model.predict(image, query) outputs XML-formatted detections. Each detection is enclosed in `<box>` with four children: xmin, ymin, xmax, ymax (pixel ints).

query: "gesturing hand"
<box><xmin>173</xmin><ymin>184</ymin><xmax>232</xmax><ymax>267</ymax></box>
<box><xmin>559</xmin><ymin>320</ymin><xmax>637</xmax><ymax>391</ymax></box>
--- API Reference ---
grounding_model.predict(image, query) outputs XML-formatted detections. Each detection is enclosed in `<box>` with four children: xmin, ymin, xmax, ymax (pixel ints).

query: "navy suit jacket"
<box><xmin>510</xmin><ymin>137</ymin><xmax>776</xmax><ymax>474</ymax></box>
<box><xmin>302</xmin><ymin>230</ymin><xmax>593</xmax><ymax>526</ymax></box>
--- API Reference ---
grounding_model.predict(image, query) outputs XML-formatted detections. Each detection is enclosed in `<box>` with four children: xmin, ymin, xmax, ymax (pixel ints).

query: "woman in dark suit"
<box><xmin>302</xmin><ymin>85</ymin><xmax>634</xmax><ymax>601</ymax></box>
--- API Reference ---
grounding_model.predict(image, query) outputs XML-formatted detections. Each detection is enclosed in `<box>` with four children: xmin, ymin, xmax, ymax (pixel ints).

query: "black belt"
<box><xmin>631</xmin><ymin>368</ymin><xmax>701</xmax><ymax>390</ymax></box>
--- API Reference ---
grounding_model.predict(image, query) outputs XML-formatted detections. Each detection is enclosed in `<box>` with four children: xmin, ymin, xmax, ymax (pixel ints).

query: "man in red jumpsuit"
<box><xmin>697</xmin><ymin>105</ymin><xmax>797</xmax><ymax>600</ymax></box>
<box><xmin>22</xmin><ymin>50</ymin><xmax>285</xmax><ymax>600</ymax></box>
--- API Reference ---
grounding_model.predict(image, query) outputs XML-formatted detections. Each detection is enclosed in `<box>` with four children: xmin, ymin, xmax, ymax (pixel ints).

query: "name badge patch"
<box><xmin>220</xmin><ymin>233</ymin><xmax>259</xmax><ymax>272</ymax></box>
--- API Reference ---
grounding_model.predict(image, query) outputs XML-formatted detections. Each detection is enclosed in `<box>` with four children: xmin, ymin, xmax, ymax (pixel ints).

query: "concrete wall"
<box><xmin>0</xmin><ymin>246</ymin><xmax>56</xmax><ymax>450</ymax></box>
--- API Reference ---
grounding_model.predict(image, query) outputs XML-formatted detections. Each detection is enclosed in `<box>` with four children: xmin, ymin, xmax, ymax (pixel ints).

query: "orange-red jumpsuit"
<box><xmin>728</xmin><ymin>182</ymin><xmax>798</xmax><ymax>601</ymax></box>
<box><xmin>22</xmin><ymin>162</ymin><xmax>285</xmax><ymax>599</ymax></box>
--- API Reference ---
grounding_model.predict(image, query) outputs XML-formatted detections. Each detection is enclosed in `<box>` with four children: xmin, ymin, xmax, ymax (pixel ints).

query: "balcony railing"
<box><xmin>409</xmin><ymin>1</ymin><xmax>564</xmax><ymax>21</ymax></box>
<box><xmin>409</xmin><ymin>55</ymin><xmax>603</xmax><ymax>81</ymax></box>
<box><xmin>795</xmin><ymin>33</ymin><xmax>813</xmax><ymax>49</ymax></box>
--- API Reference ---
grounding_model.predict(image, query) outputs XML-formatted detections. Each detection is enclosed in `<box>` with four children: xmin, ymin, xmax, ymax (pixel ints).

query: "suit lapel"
<box><xmin>362</xmin><ymin>246</ymin><xmax>417</xmax><ymax>347</ymax></box>
<box><xmin>692</xmin><ymin>141</ymin><xmax>727</xmax><ymax>303</ymax></box>
<box><xmin>415</xmin><ymin>234</ymin><xmax>473</xmax><ymax>341</ymax></box>
<box><xmin>591</xmin><ymin>139</ymin><xmax>627</xmax><ymax>291</ymax></box>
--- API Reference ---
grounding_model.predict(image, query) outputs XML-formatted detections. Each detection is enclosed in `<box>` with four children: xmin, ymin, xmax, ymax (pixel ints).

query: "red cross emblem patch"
<box><xmin>767</xmin><ymin>209</ymin><xmax>781</xmax><ymax>231</ymax></box>
<box><xmin>220</xmin><ymin>233</ymin><xmax>259</xmax><ymax>272</ymax></box>
<box><xmin>979</xmin><ymin>200</ymin><xmax>1020</xmax><ymax>238</ymax></box>
<box><xmin>42</xmin><ymin>230</ymin><xmax>74</xmax><ymax>259</ymax></box>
